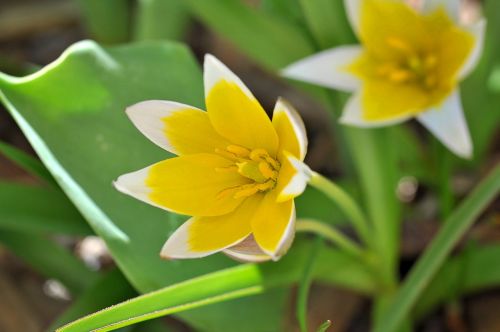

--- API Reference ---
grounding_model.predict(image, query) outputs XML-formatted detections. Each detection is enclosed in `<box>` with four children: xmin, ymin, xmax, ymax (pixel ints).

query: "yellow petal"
<box><xmin>251</xmin><ymin>191</ymin><xmax>295</xmax><ymax>258</ymax></box>
<box><xmin>114</xmin><ymin>153</ymin><xmax>249</xmax><ymax>217</ymax></box>
<box><xmin>272</xmin><ymin>98</ymin><xmax>308</xmax><ymax>160</ymax></box>
<box><xmin>204</xmin><ymin>55</ymin><xmax>279</xmax><ymax>156</ymax></box>
<box><xmin>160</xmin><ymin>195</ymin><xmax>263</xmax><ymax>258</ymax></box>
<box><xmin>126</xmin><ymin>100</ymin><xmax>231</xmax><ymax>155</ymax></box>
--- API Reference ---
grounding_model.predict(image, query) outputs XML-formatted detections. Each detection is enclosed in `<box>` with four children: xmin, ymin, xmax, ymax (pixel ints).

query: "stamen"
<box><xmin>233</xmin><ymin>184</ymin><xmax>261</xmax><ymax>199</ymax></box>
<box><xmin>250</xmin><ymin>149</ymin><xmax>269</xmax><ymax>161</ymax></box>
<box><xmin>215</xmin><ymin>148</ymin><xmax>239</xmax><ymax>161</ymax></box>
<box><xmin>258</xmin><ymin>161</ymin><xmax>277</xmax><ymax>179</ymax></box>
<box><xmin>264</xmin><ymin>156</ymin><xmax>280</xmax><ymax>170</ymax></box>
<box><xmin>424</xmin><ymin>55</ymin><xmax>437</xmax><ymax>69</ymax></box>
<box><xmin>386</xmin><ymin>37</ymin><xmax>413</xmax><ymax>54</ymax></box>
<box><xmin>215</xmin><ymin>166</ymin><xmax>238</xmax><ymax>173</ymax></box>
<box><xmin>227</xmin><ymin>145</ymin><xmax>250</xmax><ymax>157</ymax></box>
<box><xmin>389</xmin><ymin>69</ymin><xmax>412</xmax><ymax>83</ymax></box>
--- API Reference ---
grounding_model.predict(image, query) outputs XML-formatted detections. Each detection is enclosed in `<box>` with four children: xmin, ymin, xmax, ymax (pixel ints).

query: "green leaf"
<box><xmin>185</xmin><ymin>0</ymin><xmax>314</xmax><ymax>69</ymax></box>
<box><xmin>0</xmin><ymin>140</ymin><xmax>55</xmax><ymax>184</ymax></box>
<box><xmin>0</xmin><ymin>230</ymin><xmax>97</xmax><ymax>294</ymax></box>
<box><xmin>373</xmin><ymin>164</ymin><xmax>500</xmax><ymax>332</ymax></box>
<box><xmin>297</xmin><ymin>237</ymin><xmax>323</xmax><ymax>332</ymax></box>
<box><xmin>51</xmin><ymin>269</ymin><xmax>137</xmax><ymax>330</ymax></box>
<box><xmin>414</xmin><ymin>244</ymin><xmax>500</xmax><ymax>319</ymax></box>
<box><xmin>133</xmin><ymin>0</ymin><xmax>190</xmax><ymax>42</ymax></box>
<box><xmin>316</xmin><ymin>320</ymin><xmax>332</xmax><ymax>332</ymax></box>
<box><xmin>0</xmin><ymin>181</ymin><xmax>93</xmax><ymax>235</ymax></box>
<box><xmin>298</xmin><ymin>0</ymin><xmax>355</xmax><ymax>49</ymax></box>
<box><xmin>75</xmin><ymin>0</ymin><xmax>130</xmax><ymax>43</ymax></box>
<box><xmin>58</xmin><ymin>238</ymin><xmax>376</xmax><ymax>332</ymax></box>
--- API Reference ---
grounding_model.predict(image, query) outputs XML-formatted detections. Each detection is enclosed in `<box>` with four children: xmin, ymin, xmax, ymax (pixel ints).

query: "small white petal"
<box><xmin>282</xmin><ymin>46</ymin><xmax>363</xmax><ymax>92</ymax></box>
<box><xmin>344</xmin><ymin>0</ymin><xmax>362</xmax><ymax>37</ymax></box>
<box><xmin>339</xmin><ymin>93</ymin><xmax>413</xmax><ymax>127</ymax></box>
<box><xmin>417</xmin><ymin>90</ymin><xmax>472</xmax><ymax>158</ymax></box>
<box><xmin>458</xmin><ymin>19</ymin><xmax>486</xmax><ymax>79</ymax></box>
<box><xmin>277</xmin><ymin>153</ymin><xmax>313</xmax><ymax>203</ymax></box>
<box><xmin>422</xmin><ymin>0</ymin><xmax>460</xmax><ymax>22</ymax></box>
<box><xmin>113</xmin><ymin>166</ymin><xmax>174</xmax><ymax>213</ymax></box>
<box><xmin>203</xmin><ymin>54</ymin><xmax>255</xmax><ymax>101</ymax></box>
<box><xmin>126</xmin><ymin>100</ymin><xmax>203</xmax><ymax>154</ymax></box>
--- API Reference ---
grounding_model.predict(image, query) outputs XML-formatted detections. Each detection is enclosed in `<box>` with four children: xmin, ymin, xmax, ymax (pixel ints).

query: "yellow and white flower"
<box><xmin>283</xmin><ymin>0</ymin><xmax>485</xmax><ymax>158</ymax></box>
<box><xmin>114</xmin><ymin>55</ymin><xmax>311</xmax><ymax>262</ymax></box>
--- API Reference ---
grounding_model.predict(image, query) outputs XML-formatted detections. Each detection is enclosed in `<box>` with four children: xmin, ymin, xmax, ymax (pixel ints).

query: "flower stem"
<box><xmin>296</xmin><ymin>219</ymin><xmax>366</xmax><ymax>259</ymax></box>
<box><xmin>308</xmin><ymin>171</ymin><xmax>372</xmax><ymax>246</ymax></box>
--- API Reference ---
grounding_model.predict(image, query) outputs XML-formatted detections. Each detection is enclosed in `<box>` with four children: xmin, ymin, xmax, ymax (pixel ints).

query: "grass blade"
<box><xmin>374</xmin><ymin>164</ymin><xmax>500</xmax><ymax>332</ymax></box>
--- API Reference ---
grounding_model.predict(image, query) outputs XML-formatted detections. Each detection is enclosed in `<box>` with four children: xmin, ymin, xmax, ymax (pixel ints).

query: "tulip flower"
<box><xmin>283</xmin><ymin>0</ymin><xmax>485</xmax><ymax>158</ymax></box>
<box><xmin>114</xmin><ymin>55</ymin><xmax>311</xmax><ymax>262</ymax></box>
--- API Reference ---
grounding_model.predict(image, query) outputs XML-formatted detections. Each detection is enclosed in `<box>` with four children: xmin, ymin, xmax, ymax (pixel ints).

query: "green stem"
<box><xmin>296</xmin><ymin>236</ymin><xmax>323</xmax><ymax>332</ymax></box>
<box><xmin>296</xmin><ymin>219</ymin><xmax>366</xmax><ymax>259</ymax></box>
<box><xmin>308</xmin><ymin>171</ymin><xmax>372</xmax><ymax>246</ymax></box>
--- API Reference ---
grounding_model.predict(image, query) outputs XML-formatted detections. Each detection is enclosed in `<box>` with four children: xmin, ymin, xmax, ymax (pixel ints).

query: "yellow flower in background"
<box><xmin>114</xmin><ymin>55</ymin><xmax>311</xmax><ymax>262</ymax></box>
<box><xmin>283</xmin><ymin>0</ymin><xmax>485</xmax><ymax>158</ymax></box>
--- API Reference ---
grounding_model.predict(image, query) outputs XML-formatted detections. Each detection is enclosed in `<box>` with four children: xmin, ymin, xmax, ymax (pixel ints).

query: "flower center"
<box><xmin>377</xmin><ymin>37</ymin><xmax>439</xmax><ymax>90</ymax></box>
<box><xmin>215</xmin><ymin>145</ymin><xmax>280</xmax><ymax>199</ymax></box>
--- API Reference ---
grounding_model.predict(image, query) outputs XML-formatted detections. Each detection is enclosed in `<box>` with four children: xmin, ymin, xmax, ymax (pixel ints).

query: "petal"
<box><xmin>114</xmin><ymin>153</ymin><xmax>248</xmax><ymax>217</ymax></box>
<box><xmin>344</xmin><ymin>0</ymin><xmax>361</xmax><ymax>37</ymax></box>
<box><xmin>251</xmin><ymin>192</ymin><xmax>296</xmax><ymax>259</ymax></box>
<box><xmin>422</xmin><ymin>0</ymin><xmax>460</xmax><ymax>22</ymax></box>
<box><xmin>126</xmin><ymin>100</ymin><xmax>230</xmax><ymax>155</ymax></box>
<box><xmin>204</xmin><ymin>54</ymin><xmax>279</xmax><ymax>155</ymax></box>
<box><xmin>272</xmin><ymin>98</ymin><xmax>308</xmax><ymax>160</ymax></box>
<box><xmin>223</xmin><ymin>235</ymin><xmax>272</xmax><ymax>263</ymax></box>
<box><xmin>458</xmin><ymin>19</ymin><xmax>486</xmax><ymax>79</ymax></box>
<box><xmin>417</xmin><ymin>89</ymin><xmax>472</xmax><ymax>158</ymax></box>
<box><xmin>160</xmin><ymin>195</ymin><xmax>263</xmax><ymax>259</ymax></box>
<box><xmin>282</xmin><ymin>46</ymin><xmax>363</xmax><ymax>92</ymax></box>
<box><xmin>275</xmin><ymin>152</ymin><xmax>312</xmax><ymax>203</ymax></box>
<box><xmin>339</xmin><ymin>93</ymin><xmax>413</xmax><ymax>127</ymax></box>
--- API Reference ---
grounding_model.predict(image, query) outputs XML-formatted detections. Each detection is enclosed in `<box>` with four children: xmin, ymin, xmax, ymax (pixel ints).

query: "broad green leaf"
<box><xmin>133</xmin><ymin>0</ymin><xmax>190</xmax><ymax>42</ymax></box>
<box><xmin>51</xmin><ymin>269</ymin><xmax>137</xmax><ymax>330</ymax></box>
<box><xmin>373</xmin><ymin>164</ymin><xmax>500</xmax><ymax>332</ymax></box>
<box><xmin>0</xmin><ymin>140</ymin><xmax>55</xmax><ymax>184</ymax></box>
<box><xmin>414</xmin><ymin>244</ymin><xmax>500</xmax><ymax>319</ymax></box>
<box><xmin>58</xmin><ymin>240</ymin><xmax>376</xmax><ymax>332</ymax></box>
<box><xmin>0</xmin><ymin>181</ymin><xmax>93</xmax><ymax>235</ymax></box>
<box><xmin>185</xmin><ymin>0</ymin><xmax>314</xmax><ymax>70</ymax></box>
<box><xmin>0</xmin><ymin>230</ymin><xmax>97</xmax><ymax>294</ymax></box>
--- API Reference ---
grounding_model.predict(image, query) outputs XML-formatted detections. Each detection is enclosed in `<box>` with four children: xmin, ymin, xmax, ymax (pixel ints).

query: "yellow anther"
<box><xmin>233</xmin><ymin>184</ymin><xmax>260</xmax><ymax>199</ymax></box>
<box><xmin>389</xmin><ymin>69</ymin><xmax>412</xmax><ymax>83</ymax></box>
<box><xmin>250</xmin><ymin>149</ymin><xmax>269</xmax><ymax>161</ymax></box>
<box><xmin>215</xmin><ymin>166</ymin><xmax>238</xmax><ymax>173</ymax></box>
<box><xmin>386</xmin><ymin>37</ymin><xmax>413</xmax><ymax>54</ymax></box>
<box><xmin>226</xmin><ymin>145</ymin><xmax>250</xmax><ymax>157</ymax></box>
<box><xmin>258</xmin><ymin>161</ymin><xmax>277</xmax><ymax>179</ymax></box>
<box><xmin>215</xmin><ymin>148</ymin><xmax>238</xmax><ymax>161</ymax></box>
<box><xmin>237</xmin><ymin>161</ymin><xmax>268</xmax><ymax>183</ymax></box>
<box><xmin>264</xmin><ymin>156</ymin><xmax>280</xmax><ymax>170</ymax></box>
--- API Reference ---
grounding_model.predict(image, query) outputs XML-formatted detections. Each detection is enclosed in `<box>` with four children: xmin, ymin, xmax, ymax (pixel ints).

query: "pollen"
<box><xmin>215</xmin><ymin>145</ymin><xmax>281</xmax><ymax>199</ymax></box>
